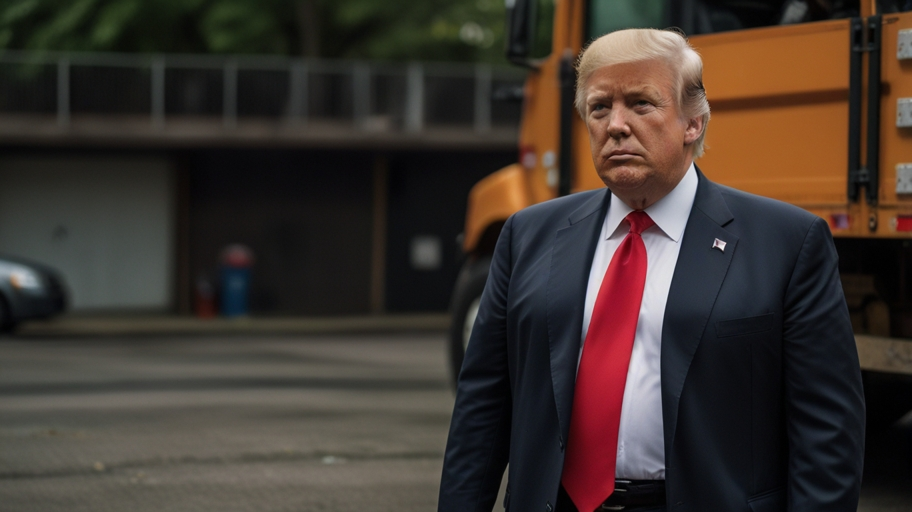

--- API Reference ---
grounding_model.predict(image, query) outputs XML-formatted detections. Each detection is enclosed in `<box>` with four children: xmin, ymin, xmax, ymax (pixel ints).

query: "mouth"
<box><xmin>606</xmin><ymin>150</ymin><xmax>639</xmax><ymax>160</ymax></box>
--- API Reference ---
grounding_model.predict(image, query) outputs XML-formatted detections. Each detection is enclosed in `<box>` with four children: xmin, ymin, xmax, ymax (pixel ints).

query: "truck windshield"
<box><xmin>587</xmin><ymin>0</ymin><xmax>863</xmax><ymax>40</ymax></box>
<box><xmin>587</xmin><ymin>0</ymin><xmax>665</xmax><ymax>39</ymax></box>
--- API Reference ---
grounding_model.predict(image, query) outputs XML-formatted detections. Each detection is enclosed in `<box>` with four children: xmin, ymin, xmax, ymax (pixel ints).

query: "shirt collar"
<box><xmin>604</xmin><ymin>162</ymin><xmax>698</xmax><ymax>242</ymax></box>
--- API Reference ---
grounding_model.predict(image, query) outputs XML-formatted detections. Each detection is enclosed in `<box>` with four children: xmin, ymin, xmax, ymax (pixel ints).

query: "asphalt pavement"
<box><xmin>1</xmin><ymin>331</ymin><xmax>455</xmax><ymax>512</ymax></box>
<box><xmin>0</xmin><ymin>325</ymin><xmax>910</xmax><ymax>511</ymax></box>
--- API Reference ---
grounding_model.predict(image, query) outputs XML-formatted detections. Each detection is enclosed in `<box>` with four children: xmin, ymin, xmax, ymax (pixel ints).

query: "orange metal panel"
<box><xmin>462</xmin><ymin>163</ymin><xmax>533</xmax><ymax>252</ymax></box>
<box><xmin>518</xmin><ymin>64</ymin><xmax>560</xmax><ymax>204</ymax></box>
<box><xmin>691</xmin><ymin>20</ymin><xmax>855</xmax><ymax>231</ymax></box>
<box><xmin>697</xmin><ymin>21</ymin><xmax>851</xmax><ymax>100</ymax></box>
<box><xmin>700</xmin><ymin>101</ymin><xmax>848</xmax><ymax>204</ymax></box>
<box><xmin>569</xmin><ymin>111</ymin><xmax>599</xmax><ymax>192</ymax></box>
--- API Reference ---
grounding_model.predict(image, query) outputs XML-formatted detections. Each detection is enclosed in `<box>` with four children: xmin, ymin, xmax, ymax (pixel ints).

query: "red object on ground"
<box><xmin>194</xmin><ymin>277</ymin><xmax>217</xmax><ymax>319</ymax></box>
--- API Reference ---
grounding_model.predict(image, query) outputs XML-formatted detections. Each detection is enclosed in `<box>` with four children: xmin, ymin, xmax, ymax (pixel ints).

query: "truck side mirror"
<box><xmin>506</xmin><ymin>0</ymin><xmax>532</xmax><ymax>64</ymax></box>
<box><xmin>506</xmin><ymin>0</ymin><xmax>554</xmax><ymax>66</ymax></box>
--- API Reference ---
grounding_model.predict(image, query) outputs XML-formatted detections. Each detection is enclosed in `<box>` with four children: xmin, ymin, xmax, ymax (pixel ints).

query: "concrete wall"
<box><xmin>0</xmin><ymin>155</ymin><xmax>174</xmax><ymax>311</ymax></box>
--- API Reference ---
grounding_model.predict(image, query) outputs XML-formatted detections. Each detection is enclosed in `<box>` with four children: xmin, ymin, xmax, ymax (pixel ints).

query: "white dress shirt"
<box><xmin>579</xmin><ymin>163</ymin><xmax>698</xmax><ymax>480</ymax></box>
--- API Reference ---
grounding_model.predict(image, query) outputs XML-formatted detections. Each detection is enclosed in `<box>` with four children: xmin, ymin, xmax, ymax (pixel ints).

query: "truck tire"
<box><xmin>447</xmin><ymin>256</ymin><xmax>491</xmax><ymax>390</ymax></box>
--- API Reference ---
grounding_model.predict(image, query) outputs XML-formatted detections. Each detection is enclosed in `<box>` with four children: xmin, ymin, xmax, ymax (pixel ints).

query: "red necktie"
<box><xmin>561</xmin><ymin>211</ymin><xmax>654</xmax><ymax>512</ymax></box>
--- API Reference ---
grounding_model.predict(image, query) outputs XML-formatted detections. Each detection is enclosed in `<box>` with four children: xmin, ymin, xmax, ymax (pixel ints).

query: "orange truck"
<box><xmin>448</xmin><ymin>0</ymin><xmax>912</xmax><ymax>400</ymax></box>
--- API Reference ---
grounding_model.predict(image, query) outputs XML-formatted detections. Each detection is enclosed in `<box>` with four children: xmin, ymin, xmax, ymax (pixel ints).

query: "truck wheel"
<box><xmin>447</xmin><ymin>256</ymin><xmax>491</xmax><ymax>390</ymax></box>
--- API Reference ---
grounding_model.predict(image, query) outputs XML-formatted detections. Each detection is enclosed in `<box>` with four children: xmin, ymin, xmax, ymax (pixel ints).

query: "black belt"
<box><xmin>557</xmin><ymin>480</ymin><xmax>666</xmax><ymax>511</ymax></box>
<box><xmin>600</xmin><ymin>480</ymin><xmax>666</xmax><ymax>510</ymax></box>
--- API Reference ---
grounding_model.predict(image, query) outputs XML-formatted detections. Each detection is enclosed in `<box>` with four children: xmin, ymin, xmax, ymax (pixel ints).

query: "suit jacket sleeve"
<box><xmin>438</xmin><ymin>215</ymin><xmax>514</xmax><ymax>512</ymax></box>
<box><xmin>783</xmin><ymin>217</ymin><xmax>865</xmax><ymax>510</ymax></box>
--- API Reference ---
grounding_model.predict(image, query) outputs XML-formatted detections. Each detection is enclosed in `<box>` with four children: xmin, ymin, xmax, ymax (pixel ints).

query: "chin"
<box><xmin>598</xmin><ymin>167</ymin><xmax>650</xmax><ymax>191</ymax></box>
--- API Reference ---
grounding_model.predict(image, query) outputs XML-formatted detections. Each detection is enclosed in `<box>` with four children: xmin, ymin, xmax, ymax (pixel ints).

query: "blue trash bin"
<box><xmin>219</xmin><ymin>244</ymin><xmax>253</xmax><ymax>317</ymax></box>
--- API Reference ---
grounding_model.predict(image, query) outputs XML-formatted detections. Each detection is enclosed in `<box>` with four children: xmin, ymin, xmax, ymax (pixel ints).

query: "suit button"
<box><xmin>545</xmin><ymin>502</ymin><xmax>553</xmax><ymax>512</ymax></box>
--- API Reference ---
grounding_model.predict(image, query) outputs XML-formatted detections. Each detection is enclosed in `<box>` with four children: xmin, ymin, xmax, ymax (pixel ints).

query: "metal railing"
<box><xmin>0</xmin><ymin>51</ymin><xmax>526</xmax><ymax>135</ymax></box>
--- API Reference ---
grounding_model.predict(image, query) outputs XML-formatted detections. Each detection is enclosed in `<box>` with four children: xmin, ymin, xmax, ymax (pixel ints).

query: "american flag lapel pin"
<box><xmin>712</xmin><ymin>238</ymin><xmax>727</xmax><ymax>252</ymax></box>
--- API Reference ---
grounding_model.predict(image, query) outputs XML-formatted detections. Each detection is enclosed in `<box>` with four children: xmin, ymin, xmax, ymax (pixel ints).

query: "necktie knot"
<box><xmin>626</xmin><ymin>211</ymin><xmax>654</xmax><ymax>236</ymax></box>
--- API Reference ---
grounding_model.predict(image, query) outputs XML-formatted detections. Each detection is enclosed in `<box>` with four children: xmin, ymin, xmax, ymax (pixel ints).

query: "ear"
<box><xmin>682</xmin><ymin>115</ymin><xmax>704</xmax><ymax>145</ymax></box>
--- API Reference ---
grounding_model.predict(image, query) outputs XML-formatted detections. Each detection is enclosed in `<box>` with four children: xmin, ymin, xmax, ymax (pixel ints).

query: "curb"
<box><xmin>12</xmin><ymin>314</ymin><xmax>451</xmax><ymax>337</ymax></box>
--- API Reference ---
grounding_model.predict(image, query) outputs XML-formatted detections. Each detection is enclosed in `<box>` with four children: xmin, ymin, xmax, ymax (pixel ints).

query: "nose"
<box><xmin>606</xmin><ymin>109</ymin><xmax>631</xmax><ymax>139</ymax></box>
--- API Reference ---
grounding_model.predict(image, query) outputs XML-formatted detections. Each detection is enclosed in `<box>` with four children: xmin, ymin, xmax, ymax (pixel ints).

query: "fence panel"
<box><xmin>71</xmin><ymin>65</ymin><xmax>150</xmax><ymax>114</ymax></box>
<box><xmin>0</xmin><ymin>62</ymin><xmax>56</xmax><ymax>114</ymax></box>
<box><xmin>165</xmin><ymin>67</ymin><xmax>223</xmax><ymax>117</ymax></box>
<box><xmin>0</xmin><ymin>51</ymin><xmax>525</xmax><ymax>135</ymax></box>
<box><xmin>238</xmin><ymin>68</ymin><xmax>290</xmax><ymax>118</ymax></box>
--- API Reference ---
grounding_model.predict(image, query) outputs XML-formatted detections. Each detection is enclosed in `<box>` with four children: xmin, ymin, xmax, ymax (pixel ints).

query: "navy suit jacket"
<box><xmin>439</xmin><ymin>171</ymin><xmax>865</xmax><ymax>512</ymax></box>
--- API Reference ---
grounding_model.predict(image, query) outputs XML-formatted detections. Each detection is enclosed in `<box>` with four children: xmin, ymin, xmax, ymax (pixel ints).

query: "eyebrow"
<box><xmin>626</xmin><ymin>85</ymin><xmax>663</xmax><ymax>100</ymax></box>
<box><xmin>587</xmin><ymin>85</ymin><xmax>663</xmax><ymax>105</ymax></box>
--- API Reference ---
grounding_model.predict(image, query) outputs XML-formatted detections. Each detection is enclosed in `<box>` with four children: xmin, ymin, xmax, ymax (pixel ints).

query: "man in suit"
<box><xmin>438</xmin><ymin>28</ymin><xmax>865</xmax><ymax>512</ymax></box>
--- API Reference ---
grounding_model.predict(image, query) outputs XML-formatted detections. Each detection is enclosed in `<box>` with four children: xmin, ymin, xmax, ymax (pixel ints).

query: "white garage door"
<box><xmin>0</xmin><ymin>156</ymin><xmax>174</xmax><ymax>311</ymax></box>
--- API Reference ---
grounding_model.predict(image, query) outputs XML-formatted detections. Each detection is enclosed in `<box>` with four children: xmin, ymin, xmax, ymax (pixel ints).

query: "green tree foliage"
<box><xmin>321</xmin><ymin>0</ymin><xmax>506</xmax><ymax>62</ymax></box>
<box><xmin>0</xmin><ymin>0</ymin><xmax>508</xmax><ymax>63</ymax></box>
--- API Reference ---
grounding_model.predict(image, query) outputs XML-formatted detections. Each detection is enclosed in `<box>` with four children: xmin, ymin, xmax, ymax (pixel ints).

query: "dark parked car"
<box><xmin>0</xmin><ymin>254</ymin><xmax>67</xmax><ymax>332</ymax></box>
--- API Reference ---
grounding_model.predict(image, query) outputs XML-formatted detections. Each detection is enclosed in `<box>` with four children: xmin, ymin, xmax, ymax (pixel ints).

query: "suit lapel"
<box><xmin>661</xmin><ymin>172</ymin><xmax>738</xmax><ymax>459</ymax></box>
<box><xmin>547</xmin><ymin>189</ymin><xmax>610</xmax><ymax>444</ymax></box>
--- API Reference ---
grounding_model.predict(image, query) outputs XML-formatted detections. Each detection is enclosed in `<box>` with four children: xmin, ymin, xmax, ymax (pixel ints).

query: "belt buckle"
<box><xmin>600</xmin><ymin>480</ymin><xmax>630</xmax><ymax>511</ymax></box>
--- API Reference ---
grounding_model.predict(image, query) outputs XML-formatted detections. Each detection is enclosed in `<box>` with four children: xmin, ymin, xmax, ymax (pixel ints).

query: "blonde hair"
<box><xmin>575</xmin><ymin>28</ymin><xmax>711</xmax><ymax>157</ymax></box>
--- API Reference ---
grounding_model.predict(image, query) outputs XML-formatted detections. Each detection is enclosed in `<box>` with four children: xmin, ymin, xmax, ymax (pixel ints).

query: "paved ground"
<box><xmin>0</xmin><ymin>333</ymin><xmax>455</xmax><ymax>512</ymax></box>
<box><xmin>0</xmin><ymin>332</ymin><xmax>910</xmax><ymax>511</ymax></box>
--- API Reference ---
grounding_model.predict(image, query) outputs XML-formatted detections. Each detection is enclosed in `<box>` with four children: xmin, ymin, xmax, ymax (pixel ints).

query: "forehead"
<box><xmin>585</xmin><ymin>59</ymin><xmax>676</xmax><ymax>98</ymax></box>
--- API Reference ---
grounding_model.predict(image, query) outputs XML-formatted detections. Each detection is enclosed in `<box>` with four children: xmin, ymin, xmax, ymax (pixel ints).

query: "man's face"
<box><xmin>583</xmin><ymin>59</ymin><xmax>703</xmax><ymax>210</ymax></box>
